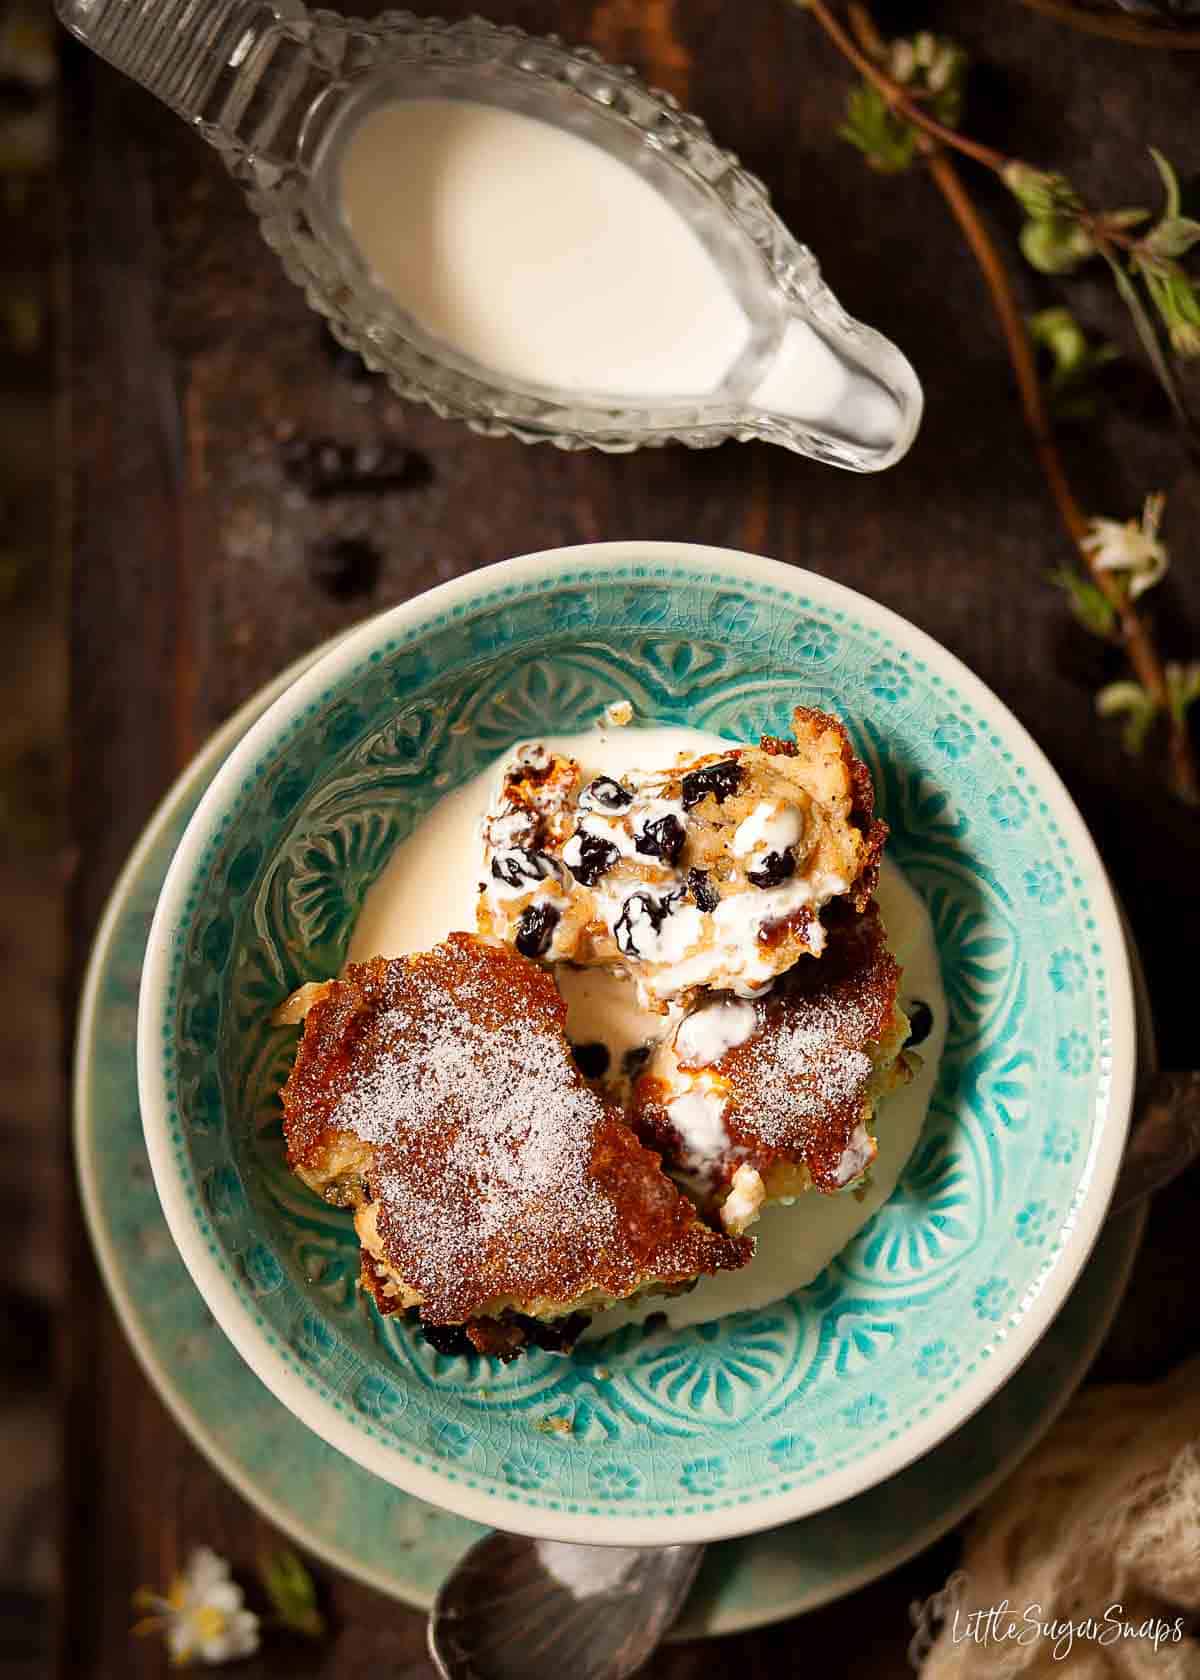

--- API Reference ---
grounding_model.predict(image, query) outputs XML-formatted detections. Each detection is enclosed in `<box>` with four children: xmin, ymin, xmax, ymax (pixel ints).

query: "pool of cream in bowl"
<box><xmin>348</xmin><ymin>723</ymin><xmax>946</xmax><ymax>1333</ymax></box>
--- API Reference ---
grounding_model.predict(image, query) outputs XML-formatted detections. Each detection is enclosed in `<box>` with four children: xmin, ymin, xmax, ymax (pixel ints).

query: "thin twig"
<box><xmin>813</xmin><ymin>1</ymin><xmax>1193</xmax><ymax>248</ymax></box>
<box><xmin>804</xmin><ymin>0</ymin><xmax>1200</xmax><ymax>801</ymax></box>
<box><xmin>922</xmin><ymin>145</ymin><xmax>1085</xmax><ymax>549</ymax></box>
<box><xmin>1016</xmin><ymin>0</ymin><xmax>1200</xmax><ymax>48</ymax></box>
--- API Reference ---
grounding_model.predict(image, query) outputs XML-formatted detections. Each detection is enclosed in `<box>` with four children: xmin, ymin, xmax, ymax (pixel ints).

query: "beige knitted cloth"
<box><xmin>915</xmin><ymin>1358</ymin><xmax>1200</xmax><ymax>1678</ymax></box>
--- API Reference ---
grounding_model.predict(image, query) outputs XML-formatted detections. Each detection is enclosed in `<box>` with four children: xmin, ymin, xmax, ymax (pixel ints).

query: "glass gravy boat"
<box><xmin>58</xmin><ymin>1</ymin><xmax>924</xmax><ymax>465</ymax></box>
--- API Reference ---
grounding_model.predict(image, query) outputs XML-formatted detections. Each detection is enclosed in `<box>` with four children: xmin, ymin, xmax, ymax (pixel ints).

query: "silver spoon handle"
<box><xmin>1110</xmin><ymin>1070</ymin><xmax>1200</xmax><ymax>1215</ymax></box>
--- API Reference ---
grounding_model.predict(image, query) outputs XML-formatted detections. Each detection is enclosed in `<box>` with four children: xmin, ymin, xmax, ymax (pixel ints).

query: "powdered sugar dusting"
<box><xmin>733</xmin><ymin>992</ymin><xmax>877</xmax><ymax>1145</ymax></box>
<box><xmin>330</xmin><ymin>972</ymin><xmax>619</xmax><ymax>1307</ymax></box>
<box><xmin>721</xmin><ymin>908</ymin><xmax>899</xmax><ymax>1181</ymax></box>
<box><xmin>297</xmin><ymin>939</ymin><xmax>750</xmax><ymax>1322</ymax></box>
<box><xmin>757</xmin><ymin>1013</ymin><xmax>874</xmax><ymax>1126</ymax></box>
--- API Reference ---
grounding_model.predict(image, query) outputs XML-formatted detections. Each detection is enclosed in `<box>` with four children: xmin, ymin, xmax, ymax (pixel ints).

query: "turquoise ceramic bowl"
<box><xmin>138</xmin><ymin>542</ymin><xmax>1134</xmax><ymax>1545</ymax></box>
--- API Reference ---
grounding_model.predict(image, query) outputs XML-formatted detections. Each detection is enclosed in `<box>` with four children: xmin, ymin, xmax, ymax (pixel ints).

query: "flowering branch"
<box><xmin>811</xmin><ymin>1</ymin><xmax>1200</xmax><ymax>395</ymax></box>
<box><xmin>800</xmin><ymin>0</ymin><xmax>1200</xmax><ymax>804</ymax></box>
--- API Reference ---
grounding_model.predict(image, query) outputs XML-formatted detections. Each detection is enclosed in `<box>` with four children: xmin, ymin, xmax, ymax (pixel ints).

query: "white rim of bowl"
<box><xmin>137</xmin><ymin>541</ymin><xmax>1137</xmax><ymax>1545</ymax></box>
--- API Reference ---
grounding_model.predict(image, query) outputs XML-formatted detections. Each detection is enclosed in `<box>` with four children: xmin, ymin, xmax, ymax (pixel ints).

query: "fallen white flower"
<box><xmin>133</xmin><ymin>1546</ymin><xmax>260</xmax><ymax>1668</ymax></box>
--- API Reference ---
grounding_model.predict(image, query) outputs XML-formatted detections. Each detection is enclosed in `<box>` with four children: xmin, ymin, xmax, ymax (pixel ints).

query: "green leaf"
<box><xmin>258</xmin><ymin>1548</ymin><xmax>325</xmax><ymax>1639</ymax></box>
<box><xmin>838</xmin><ymin>81</ymin><xmax>916</xmax><ymax>173</ymax></box>
<box><xmin>1142</xmin><ymin>217</ymin><xmax>1200</xmax><ymax>261</ymax></box>
<box><xmin>1149</xmin><ymin>147</ymin><xmax>1182</xmax><ymax>223</ymax></box>
<box><xmin>1095</xmin><ymin>681</ymin><xmax>1159</xmax><ymax>755</ymax></box>
<box><xmin>1166</xmin><ymin>661</ymin><xmax>1200</xmax><ymax>726</ymax></box>
<box><xmin>836</xmin><ymin>26</ymin><xmax>968</xmax><ymax>163</ymax></box>
<box><xmin>1029</xmin><ymin>307</ymin><xmax>1088</xmax><ymax>371</ymax></box>
<box><xmin>1019</xmin><ymin>217</ymin><xmax>1095</xmax><ymax>276</ymax></box>
<box><xmin>1002</xmin><ymin>163</ymin><xmax>1082</xmax><ymax>220</ymax></box>
<box><xmin>1049</xmin><ymin>569</ymin><xmax>1117</xmax><ymax>637</ymax></box>
<box><xmin>1029</xmin><ymin>308</ymin><xmax>1119</xmax><ymax>419</ymax></box>
<box><xmin>1135</xmin><ymin>257</ymin><xmax>1200</xmax><ymax>357</ymax></box>
<box><xmin>1100</xmin><ymin>248</ymin><xmax>1195</xmax><ymax>423</ymax></box>
<box><xmin>1104</xmin><ymin>208</ymin><xmax>1152</xmax><ymax>231</ymax></box>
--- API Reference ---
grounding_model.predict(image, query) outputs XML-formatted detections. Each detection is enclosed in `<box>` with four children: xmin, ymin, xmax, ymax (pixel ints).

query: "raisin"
<box><xmin>758</xmin><ymin>905</ymin><xmax>814</xmax><ymax>950</ymax></box>
<box><xmin>614</xmin><ymin>889</ymin><xmax>679</xmax><ymax>956</ymax></box>
<box><xmin>580</xmin><ymin>776</ymin><xmax>632</xmax><ymax>812</ymax></box>
<box><xmin>515</xmin><ymin>902</ymin><xmax>559</xmax><ymax>958</ymax></box>
<box><xmin>636</xmin><ymin>813</ymin><xmax>686</xmax><ymax>865</ymax></box>
<box><xmin>904</xmin><ymin>999</ymin><xmax>933</xmax><ymax>1049</ymax></box>
<box><xmin>681</xmin><ymin>758</ymin><xmax>743</xmax><ymax>809</ymax></box>
<box><xmin>568</xmin><ymin>831</ymin><xmax>620</xmax><ymax>886</ymax></box>
<box><xmin>490</xmin><ymin>848</ymin><xmax>561</xmax><ymax>889</ymax></box>
<box><xmin>687</xmin><ymin>868</ymin><xmax>720</xmax><ymax>913</ymax></box>
<box><xmin>572</xmin><ymin>1041</ymin><xmax>611</xmax><ymax>1079</ymax></box>
<box><xmin>747</xmin><ymin>848</ymin><xmax>797</xmax><ymax>888</ymax></box>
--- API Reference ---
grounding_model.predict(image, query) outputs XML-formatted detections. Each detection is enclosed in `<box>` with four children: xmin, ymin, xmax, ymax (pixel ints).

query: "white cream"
<box><xmin>617</xmin><ymin>896</ymin><xmax>704</xmax><ymax>965</ymax></box>
<box><xmin>482</xmin><ymin>809</ymin><xmax>535</xmax><ymax>851</ymax></box>
<box><xmin>664</xmin><ymin>1086</ymin><xmax>730</xmax><ymax>1171</ymax></box>
<box><xmin>562</xmin><ymin>812</ymin><xmax>638</xmax><ymax>866</ymax></box>
<box><xmin>348</xmin><ymin>725</ymin><xmax>946</xmax><ymax>1333</ymax></box>
<box><xmin>485</xmin><ymin>848</ymin><xmax>567</xmax><ymax>900</ymax></box>
<box><xmin>834</xmin><ymin>1121</ymin><xmax>877</xmax><ymax>1188</ymax></box>
<box><xmin>554</xmin><ymin>966</ymin><xmax>675</xmax><ymax>1078</ymax></box>
<box><xmin>338</xmin><ymin>98</ymin><xmax>752</xmax><ymax>399</ymax></box>
<box><xmin>721</xmin><ymin>1164</ymin><xmax>766</xmax><ymax>1234</ymax></box>
<box><xmin>731</xmin><ymin>799</ymin><xmax>805</xmax><ymax>860</ymax></box>
<box><xmin>674</xmin><ymin>998</ymin><xmax>759</xmax><ymax>1068</ymax></box>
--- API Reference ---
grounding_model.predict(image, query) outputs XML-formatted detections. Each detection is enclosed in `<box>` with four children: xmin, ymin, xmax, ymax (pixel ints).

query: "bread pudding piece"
<box><xmin>476</xmin><ymin>707</ymin><xmax>886</xmax><ymax>1010</ymax></box>
<box><xmin>279</xmin><ymin>933</ymin><xmax>751</xmax><ymax>1360</ymax></box>
<box><xmin>629</xmin><ymin>903</ymin><xmax>911</xmax><ymax>1235</ymax></box>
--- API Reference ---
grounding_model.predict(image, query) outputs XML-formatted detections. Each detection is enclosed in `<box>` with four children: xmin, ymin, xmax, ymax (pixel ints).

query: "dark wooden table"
<box><xmin>62</xmin><ymin>5</ymin><xmax>1200</xmax><ymax>1674</ymax></box>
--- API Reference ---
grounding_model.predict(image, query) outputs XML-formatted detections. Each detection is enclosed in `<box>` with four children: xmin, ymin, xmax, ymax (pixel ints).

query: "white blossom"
<box><xmin>133</xmin><ymin>1547</ymin><xmax>260</xmax><ymax>1667</ymax></box>
<box><xmin>1082</xmin><ymin>492</ymin><xmax>1168</xmax><ymax>599</ymax></box>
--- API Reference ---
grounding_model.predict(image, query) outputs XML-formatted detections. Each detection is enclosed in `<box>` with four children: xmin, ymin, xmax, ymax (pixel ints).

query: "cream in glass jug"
<box><xmin>56</xmin><ymin>2</ymin><xmax>924</xmax><ymax>464</ymax></box>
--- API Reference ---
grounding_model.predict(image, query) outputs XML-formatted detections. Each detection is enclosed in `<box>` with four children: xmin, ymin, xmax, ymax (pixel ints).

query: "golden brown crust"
<box><xmin>632</xmin><ymin>902</ymin><xmax>909</xmax><ymax>1199</ymax></box>
<box><xmin>281</xmin><ymin>935</ymin><xmax>750</xmax><ymax>1334</ymax></box>
<box><xmin>786</xmin><ymin>705</ymin><xmax>887</xmax><ymax>912</ymax></box>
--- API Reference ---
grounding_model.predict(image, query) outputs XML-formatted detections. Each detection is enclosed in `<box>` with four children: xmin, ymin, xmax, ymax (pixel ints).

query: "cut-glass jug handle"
<box><xmin>56</xmin><ymin>0</ymin><xmax>332</xmax><ymax>169</ymax></box>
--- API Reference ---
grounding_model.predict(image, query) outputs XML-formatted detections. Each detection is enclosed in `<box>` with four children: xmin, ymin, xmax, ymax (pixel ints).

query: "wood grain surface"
<box><xmin>62</xmin><ymin>4</ymin><xmax>1200</xmax><ymax>1674</ymax></box>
